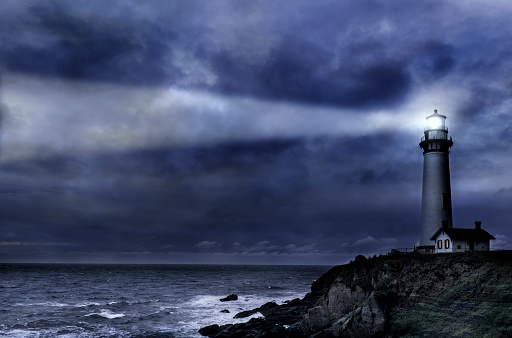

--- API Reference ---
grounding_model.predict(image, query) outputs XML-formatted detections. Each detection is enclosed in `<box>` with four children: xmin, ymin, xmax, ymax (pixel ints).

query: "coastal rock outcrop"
<box><xmin>220</xmin><ymin>294</ymin><xmax>238</xmax><ymax>302</ymax></box>
<box><xmin>200</xmin><ymin>251</ymin><xmax>512</xmax><ymax>337</ymax></box>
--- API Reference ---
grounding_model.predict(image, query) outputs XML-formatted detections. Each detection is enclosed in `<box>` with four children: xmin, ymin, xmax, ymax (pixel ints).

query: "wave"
<box><xmin>158</xmin><ymin>305</ymin><xmax>180</xmax><ymax>313</ymax></box>
<box><xmin>85</xmin><ymin>309</ymin><xmax>125</xmax><ymax>319</ymax></box>
<box><xmin>75</xmin><ymin>302</ymin><xmax>101</xmax><ymax>308</ymax></box>
<box><xmin>0</xmin><ymin>284</ymin><xmax>20</xmax><ymax>289</ymax></box>
<box><xmin>187</xmin><ymin>295</ymin><xmax>240</xmax><ymax>307</ymax></box>
<box><xmin>1</xmin><ymin>325</ymin><xmax>133</xmax><ymax>338</ymax></box>
<box><xmin>13</xmin><ymin>301</ymin><xmax>69</xmax><ymax>307</ymax></box>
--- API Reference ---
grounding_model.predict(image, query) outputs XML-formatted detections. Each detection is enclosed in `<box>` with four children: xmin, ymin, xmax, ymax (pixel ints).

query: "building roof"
<box><xmin>426</xmin><ymin>109</ymin><xmax>446</xmax><ymax>120</ymax></box>
<box><xmin>430</xmin><ymin>227</ymin><xmax>496</xmax><ymax>241</ymax></box>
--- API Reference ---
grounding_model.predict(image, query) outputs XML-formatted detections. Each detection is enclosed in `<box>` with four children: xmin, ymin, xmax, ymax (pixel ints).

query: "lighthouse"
<box><xmin>418</xmin><ymin>109</ymin><xmax>453</xmax><ymax>250</ymax></box>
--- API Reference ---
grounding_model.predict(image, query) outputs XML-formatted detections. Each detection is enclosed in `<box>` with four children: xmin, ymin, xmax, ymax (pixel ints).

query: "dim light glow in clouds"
<box><xmin>1</xmin><ymin>72</ymin><xmax>478</xmax><ymax>163</ymax></box>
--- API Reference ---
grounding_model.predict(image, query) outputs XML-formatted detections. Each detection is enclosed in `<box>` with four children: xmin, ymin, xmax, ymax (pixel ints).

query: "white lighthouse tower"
<box><xmin>418</xmin><ymin>109</ymin><xmax>453</xmax><ymax>250</ymax></box>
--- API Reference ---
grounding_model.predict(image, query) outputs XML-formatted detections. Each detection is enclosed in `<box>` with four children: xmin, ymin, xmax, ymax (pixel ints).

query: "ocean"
<box><xmin>0</xmin><ymin>264</ymin><xmax>330</xmax><ymax>337</ymax></box>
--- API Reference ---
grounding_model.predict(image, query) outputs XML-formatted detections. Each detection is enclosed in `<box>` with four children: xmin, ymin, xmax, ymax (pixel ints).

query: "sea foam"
<box><xmin>14</xmin><ymin>302</ymin><xmax>69</xmax><ymax>307</ymax></box>
<box><xmin>85</xmin><ymin>309</ymin><xmax>125</xmax><ymax>319</ymax></box>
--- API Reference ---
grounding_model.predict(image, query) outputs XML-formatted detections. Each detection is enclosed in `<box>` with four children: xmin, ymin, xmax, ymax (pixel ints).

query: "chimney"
<box><xmin>475</xmin><ymin>221</ymin><xmax>482</xmax><ymax>230</ymax></box>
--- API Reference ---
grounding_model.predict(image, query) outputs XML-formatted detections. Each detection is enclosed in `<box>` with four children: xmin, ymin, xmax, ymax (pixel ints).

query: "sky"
<box><xmin>1</xmin><ymin>0</ymin><xmax>512</xmax><ymax>265</ymax></box>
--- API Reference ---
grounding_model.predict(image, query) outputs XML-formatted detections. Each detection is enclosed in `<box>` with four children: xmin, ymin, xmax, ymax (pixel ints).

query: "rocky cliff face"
<box><xmin>200</xmin><ymin>251</ymin><xmax>512</xmax><ymax>337</ymax></box>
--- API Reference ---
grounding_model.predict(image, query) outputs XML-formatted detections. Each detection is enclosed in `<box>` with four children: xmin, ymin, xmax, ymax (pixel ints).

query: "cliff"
<box><xmin>199</xmin><ymin>251</ymin><xmax>512</xmax><ymax>337</ymax></box>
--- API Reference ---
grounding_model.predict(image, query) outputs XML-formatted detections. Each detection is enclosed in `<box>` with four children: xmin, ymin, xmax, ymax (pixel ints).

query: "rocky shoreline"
<box><xmin>199</xmin><ymin>251</ymin><xmax>512</xmax><ymax>337</ymax></box>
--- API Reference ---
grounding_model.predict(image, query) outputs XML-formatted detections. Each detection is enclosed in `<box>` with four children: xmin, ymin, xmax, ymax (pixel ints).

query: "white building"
<box><xmin>429</xmin><ymin>221</ymin><xmax>495</xmax><ymax>253</ymax></box>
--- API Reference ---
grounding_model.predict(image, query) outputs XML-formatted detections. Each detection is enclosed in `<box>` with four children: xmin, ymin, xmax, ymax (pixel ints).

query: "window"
<box><xmin>445</xmin><ymin>239</ymin><xmax>450</xmax><ymax>249</ymax></box>
<box><xmin>457</xmin><ymin>245</ymin><xmax>461</xmax><ymax>250</ymax></box>
<box><xmin>438</xmin><ymin>240</ymin><xmax>442</xmax><ymax>249</ymax></box>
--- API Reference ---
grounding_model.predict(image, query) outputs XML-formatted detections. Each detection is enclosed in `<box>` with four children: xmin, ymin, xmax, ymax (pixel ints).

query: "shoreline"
<box><xmin>199</xmin><ymin>251</ymin><xmax>512</xmax><ymax>337</ymax></box>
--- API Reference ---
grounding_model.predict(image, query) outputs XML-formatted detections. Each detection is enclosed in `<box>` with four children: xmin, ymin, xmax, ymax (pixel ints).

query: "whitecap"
<box><xmin>85</xmin><ymin>309</ymin><xmax>125</xmax><ymax>319</ymax></box>
<box><xmin>2</xmin><ymin>329</ymin><xmax>39</xmax><ymax>337</ymax></box>
<box><xmin>13</xmin><ymin>301</ymin><xmax>69</xmax><ymax>307</ymax></box>
<box><xmin>74</xmin><ymin>302</ymin><xmax>101</xmax><ymax>308</ymax></box>
<box><xmin>158</xmin><ymin>305</ymin><xmax>179</xmax><ymax>313</ymax></box>
<box><xmin>187</xmin><ymin>295</ymin><xmax>238</xmax><ymax>307</ymax></box>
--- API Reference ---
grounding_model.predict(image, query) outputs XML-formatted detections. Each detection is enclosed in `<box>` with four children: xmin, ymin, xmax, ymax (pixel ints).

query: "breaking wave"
<box><xmin>85</xmin><ymin>309</ymin><xmax>125</xmax><ymax>319</ymax></box>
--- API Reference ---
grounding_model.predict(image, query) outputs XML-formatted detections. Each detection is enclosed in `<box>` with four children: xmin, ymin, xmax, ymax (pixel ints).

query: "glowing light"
<box><xmin>426</xmin><ymin>113</ymin><xmax>445</xmax><ymax>130</ymax></box>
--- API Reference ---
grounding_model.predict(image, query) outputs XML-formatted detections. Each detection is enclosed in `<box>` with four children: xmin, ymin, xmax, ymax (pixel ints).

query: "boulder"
<box><xmin>234</xmin><ymin>301</ymin><xmax>278</xmax><ymax>319</ymax></box>
<box><xmin>198</xmin><ymin>324</ymin><xmax>222</xmax><ymax>336</ymax></box>
<box><xmin>302</xmin><ymin>306</ymin><xmax>330</xmax><ymax>334</ymax></box>
<box><xmin>220</xmin><ymin>294</ymin><xmax>238</xmax><ymax>302</ymax></box>
<box><xmin>233</xmin><ymin>309</ymin><xmax>255</xmax><ymax>319</ymax></box>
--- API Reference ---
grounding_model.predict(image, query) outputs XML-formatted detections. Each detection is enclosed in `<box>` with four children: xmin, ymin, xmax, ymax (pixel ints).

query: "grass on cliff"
<box><xmin>388</xmin><ymin>253</ymin><xmax>512</xmax><ymax>337</ymax></box>
<box><xmin>390</xmin><ymin>296</ymin><xmax>512</xmax><ymax>337</ymax></box>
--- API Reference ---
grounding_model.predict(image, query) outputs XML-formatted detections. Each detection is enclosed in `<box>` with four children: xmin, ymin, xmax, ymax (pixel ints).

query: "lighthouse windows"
<box><xmin>445</xmin><ymin>239</ymin><xmax>450</xmax><ymax>249</ymax></box>
<box><xmin>438</xmin><ymin>240</ymin><xmax>442</xmax><ymax>249</ymax></box>
<box><xmin>426</xmin><ymin>142</ymin><xmax>444</xmax><ymax>150</ymax></box>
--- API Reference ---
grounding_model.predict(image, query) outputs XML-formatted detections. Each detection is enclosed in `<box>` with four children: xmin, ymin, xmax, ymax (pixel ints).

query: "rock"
<box><xmin>220</xmin><ymin>294</ymin><xmax>238</xmax><ymax>302</ymax></box>
<box><xmin>325</xmin><ymin>298</ymin><xmax>385</xmax><ymax>337</ymax></box>
<box><xmin>302</xmin><ymin>306</ymin><xmax>330</xmax><ymax>334</ymax></box>
<box><xmin>198</xmin><ymin>324</ymin><xmax>222</xmax><ymax>336</ymax></box>
<box><xmin>354</xmin><ymin>254</ymin><xmax>368</xmax><ymax>264</ymax></box>
<box><xmin>286</xmin><ymin>322</ymin><xmax>305</xmax><ymax>337</ymax></box>
<box><xmin>330</xmin><ymin>313</ymin><xmax>354</xmax><ymax>336</ymax></box>
<box><xmin>201</xmin><ymin>318</ymin><xmax>274</xmax><ymax>337</ymax></box>
<box><xmin>233</xmin><ymin>309</ymin><xmax>255</xmax><ymax>319</ymax></box>
<box><xmin>268</xmin><ymin>324</ymin><xmax>287</xmax><ymax>336</ymax></box>
<box><xmin>220</xmin><ymin>309</ymin><xmax>230</xmax><ymax>313</ymax></box>
<box><xmin>233</xmin><ymin>302</ymin><xmax>272</xmax><ymax>319</ymax></box>
<box><xmin>258</xmin><ymin>301</ymin><xmax>279</xmax><ymax>314</ymax></box>
<box><xmin>287</xmin><ymin>298</ymin><xmax>301</xmax><ymax>306</ymax></box>
<box><xmin>264</xmin><ymin>301</ymin><xmax>308</xmax><ymax>325</ymax></box>
<box><xmin>234</xmin><ymin>301</ymin><xmax>279</xmax><ymax>319</ymax></box>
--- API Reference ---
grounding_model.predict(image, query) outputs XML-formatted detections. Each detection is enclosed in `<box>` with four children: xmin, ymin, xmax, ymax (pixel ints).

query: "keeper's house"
<box><xmin>430</xmin><ymin>221</ymin><xmax>495</xmax><ymax>253</ymax></box>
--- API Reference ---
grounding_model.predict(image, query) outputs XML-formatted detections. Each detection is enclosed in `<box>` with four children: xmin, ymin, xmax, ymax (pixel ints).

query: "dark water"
<box><xmin>0</xmin><ymin>264</ymin><xmax>329</xmax><ymax>337</ymax></box>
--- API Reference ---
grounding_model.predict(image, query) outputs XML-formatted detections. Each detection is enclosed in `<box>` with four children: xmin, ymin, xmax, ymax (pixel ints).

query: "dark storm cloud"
<box><xmin>1</xmin><ymin>3</ymin><xmax>173</xmax><ymax>85</ymax></box>
<box><xmin>208</xmin><ymin>41</ymin><xmax>411</xmax><ymax>107</ymax></box>
<box><xmin>1</xmin><ymin>1</ymin><xmax>510</xmax><ymax>112</ymax></box>
<box><xmin>0</xmin><ymin>134</ymin><xmax>421</xmax><ymax>259</ymax></box>
<box><xmin>1</xmin><ymin>0</ymin><xmax>512</xmax><ymax>263</ymax></box>
<box><xmin>454</xmin><ymin>85</ymin><xmax>508</xmax><ymax>122</ymax></box>
<box><xmin>415</xmin><ymin>41</ymin><xmax>457</xmax><ymax>79</ymax></box>
<box><xmin>0</xmin><ymin>0</ymin><xmax>424</xmax><ymax>108</ymax></box>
